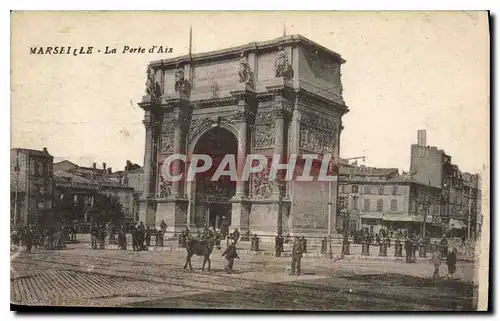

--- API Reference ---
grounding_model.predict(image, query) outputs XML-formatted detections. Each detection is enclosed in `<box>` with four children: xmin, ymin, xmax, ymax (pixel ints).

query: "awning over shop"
<box><xmin>449</xmin><ymin>218</ymin><xmax>467</xmax><ymax>229</ymax></box>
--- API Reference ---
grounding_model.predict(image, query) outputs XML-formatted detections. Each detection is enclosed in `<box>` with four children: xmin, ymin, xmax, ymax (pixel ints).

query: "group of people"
<box><xmin>432</xmin><ymin>247</ymin><xmax>458</xmax><ymax>279</ymax></box>
<box><xmin>89</xmin><ymin>220</ymin><xmax>169</xmax><ymax>251</ymax></box>
<box><xmin>11</xmin><ymin>224</ymin><xmax>68</xmax><ymax>252</ymax></box>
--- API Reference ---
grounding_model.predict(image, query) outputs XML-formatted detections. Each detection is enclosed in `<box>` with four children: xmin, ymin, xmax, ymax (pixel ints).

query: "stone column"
<box><xmin>170</xmin><ymin>110</ymin><xmax>183</xmax><ymax>196</ymax></box>
<box><xmin>235</xmin><ymin>110</ymin><xmax>248</xmax><ymax>197</ymax></box>
<box><xmin>271</xmin><ymin>97</ymin><xmax>287</xmax><ymax>197</ymax></box>
<box><xmin>142</xmin><ymin>111</ymin><xmax>154</xmax><ymax>198</ymax></box>
<box><xmin>288</xmin><ymin>105</ymin><xmax>301</xmax><ymax>235</ymax></box>
<box><xmin>155</xmin><ymin>100</ymin><xmax>190</xmax><ymax>234</ymax></box>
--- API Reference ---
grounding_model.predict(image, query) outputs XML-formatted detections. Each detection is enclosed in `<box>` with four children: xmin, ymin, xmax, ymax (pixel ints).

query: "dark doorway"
<box><xmin>193</xmin><ymin>127</ymin><xmax>237</xmax><ymax>229</ymax></box>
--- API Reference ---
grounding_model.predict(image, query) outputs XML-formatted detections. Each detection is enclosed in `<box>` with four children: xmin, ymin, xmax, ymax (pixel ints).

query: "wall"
<box><xmin>409</xmin><ymin>144</ymin><xmax>444</xmax><ymax>189</ymax></box>
<box><xmin>298</xmin><ymin>46</ymin><xmax>342</xmax><ymax>101</ymax></box>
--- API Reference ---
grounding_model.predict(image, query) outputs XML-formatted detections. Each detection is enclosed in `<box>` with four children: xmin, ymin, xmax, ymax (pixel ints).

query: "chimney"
<box><xmin>92</xmin><ymin>162</ymin><xmax>96</xmax><ymax>169</ymax></box>
<box><xmin>108</xmin><ymin>167</ymin><xmax>112</xmax><ymax>174</ymax></box>
<box><xmin>417</xmin><ymin>129</ymin><xmax>426</xmax><ymax>147</ymax></box>
<box><xmin>103</xmin><ymin>162</ymin><xmax>107</xmax><ymax>171</ymax></box>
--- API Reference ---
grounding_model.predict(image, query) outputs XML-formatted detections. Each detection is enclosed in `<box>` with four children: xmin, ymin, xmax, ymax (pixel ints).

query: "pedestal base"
<box><xmin>230</xmin><ymin>198</ymin><xmax>250</xmax><ymax>239</ymax></box>
<box><xmin>138</xmin><ymin>198</ymin><xmax>156</xmax><ymax>227</ymax></box>
<box><xmin>156</xmin><ymin>196</ymin><xmax>189</xmax><ymax>234</ymax></box>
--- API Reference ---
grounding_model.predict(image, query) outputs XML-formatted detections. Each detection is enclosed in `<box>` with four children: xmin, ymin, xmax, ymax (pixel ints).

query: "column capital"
<box><xmin>234</xmin><ymin>110</ymin><xmax>252</xmax><ymax>123</ymax></box>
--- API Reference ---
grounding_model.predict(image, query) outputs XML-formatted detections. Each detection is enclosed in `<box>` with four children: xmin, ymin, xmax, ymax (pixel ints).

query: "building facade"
<box><xmin>410</xmin><ymin>129</ymin><xmax>482</xmax><ymax>237</ymax></box>
<box><xmin>338</xmin><ymin>165</ymin><xmax>443</xmax><ymax>237</ymax></box>
<box><xmin>53</xmin><ymin>160</ymin><xmax>135</xmax><ymax>223</ymax></box>
<box><xmin>138</xmin><ymin>35</ymin><xmax>348</xmax><ymax>237</ymax></box>
<box><xmin>10</xmin><ymin>148</ymin><xmax>54</xmax><ymax>227</ymax></box>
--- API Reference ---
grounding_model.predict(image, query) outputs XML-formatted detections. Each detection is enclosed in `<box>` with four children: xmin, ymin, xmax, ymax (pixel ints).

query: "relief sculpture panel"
<box><xmin>160</xmin><ymin>115</ymin><xmax>175</xmax><ymax>153</ymax></box>
<box><xmin>299</xmin><ymin>112</ymin><xmax>338</xmax><ymax>154</ymax></box>
<box><xmin>251</xmin><ymin>161</ymin><xmax>275</xmax><ymax>199</ymax></box>
<box><xmin>254</xmin><ymin>124</ymin><xmax>275</xmax><ymax>150</ymax></box>
<box><xmin>299</xmin><ymin>125</ymin><xmax>336</xmax><ymax>154</ymax></box>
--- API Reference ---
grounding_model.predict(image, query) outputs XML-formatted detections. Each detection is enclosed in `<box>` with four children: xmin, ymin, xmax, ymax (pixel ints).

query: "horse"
<box><xmin>183</xmin><ymin>234</ymin><xmax>221</xmax><ymax>272</ymax></box>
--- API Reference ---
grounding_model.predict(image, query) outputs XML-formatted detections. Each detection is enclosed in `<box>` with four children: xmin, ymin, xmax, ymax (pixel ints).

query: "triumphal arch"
<box><xmin>138</xmin><ymin>35</ymin><xmax>348</xmax><ymax>239</ymax></box>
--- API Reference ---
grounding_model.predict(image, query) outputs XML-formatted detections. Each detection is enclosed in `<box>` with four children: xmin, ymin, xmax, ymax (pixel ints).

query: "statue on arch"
<box><xmin>274</xmin><ymin>46</ymin><xmax>293</xmax><ymax>80</ymax></box>
<box><xmin>238</xmin><ymin>52</ymin><xmax>254</xmax><ymax>87</ymax></box>
<box><xmin>174</xmin><ymin>63</ymin><xmax>190</xmax><ymax>95</ymax></box>
<box><xmin>145</xmin><ymin>67</ymin><xmax>161</xmax><ymax>99</ymax></box>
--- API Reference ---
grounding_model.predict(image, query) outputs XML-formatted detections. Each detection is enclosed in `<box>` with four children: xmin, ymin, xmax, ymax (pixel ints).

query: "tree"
<box><xmin>88</xmin><ymin>193</ymin><xmax>125</xmax><ymax>224</ymax></box>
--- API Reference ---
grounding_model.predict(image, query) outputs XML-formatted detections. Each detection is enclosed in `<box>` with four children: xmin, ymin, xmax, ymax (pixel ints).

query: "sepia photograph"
<box><xmin>9</xmin><ymin>11</ymin><xmax>490</xmax><ymax>311</ymax></box>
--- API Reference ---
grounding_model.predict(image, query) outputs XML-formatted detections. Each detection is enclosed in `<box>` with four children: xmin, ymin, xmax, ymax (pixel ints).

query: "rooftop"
<box><xmin>11</xmin><ymin>148</ymin><xmax>53</xmax><ymax>158</ymax></box>
<box><xmin>149</xmin><ymin>34</ymin><xmax>345</xmax><ymax>69</ymax></box>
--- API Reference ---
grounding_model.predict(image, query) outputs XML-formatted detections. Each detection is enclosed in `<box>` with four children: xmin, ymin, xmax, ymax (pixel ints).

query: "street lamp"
<box><xmin>277</xmin><ymin>181</ymin><xmax>285</xmax><ymax>236</ymax></box>
<box><xmin>341</xmin><ymin>206</ymin><xmax>350</xmax><ymax>255</ymax></box>
<box><xmin>421</xmin><ymin>195</ymin><xmax>431</xmax><ymax>239</ymax></box>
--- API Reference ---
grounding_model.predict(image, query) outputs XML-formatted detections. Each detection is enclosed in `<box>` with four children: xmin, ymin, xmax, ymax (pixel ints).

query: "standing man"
<box><xmin>232</xmin><ymin>228</ymin><xmax>240</xmax><ymax>245</ymax></box>
<box><xmin>440</xmin><ymin>235</ymin><xmax>449</xmax><ymax>258</ymax></box>
<box><xmin>90</xmin><ymin>223</ymin><xmax>98</xmax><ymax>250</ymax></box>
<box><xmin>431</xmin><ymin>249</ymin><xmax>442</xmax><ymax>278</ymax></box>
<box><xmin>118</xmin><ymin>225</ymin><xmax>127</xmax><ymax>250</ymax></box>
<box><xmin>131</xmin><ymin>226</ymin><xmax>138</xmax><ymax>251</ymax></box>
<box><xmin>137</xmin><ymin>221</ymin><xmax>145</xmax><ymax>250</ymax></box>
<box><xmin>275</xmin><ymin>232</ymin><xmax>284</xmax><ymax>257</ymax></box>
<box><xmin>291</xmin><ymin>237</ymin><xmax>304</xmax><ymax>276</ymax></box>
<box><xmin>221</xmin><ymin>239</ymin><xmax>240</xmax><ymax>274</ymax></box>
<box><xmin>404</xmin><ymin>236</ymin><xmax>412</xmax><ymax>263</ymax></box>
<box><xmin>23</xmin><ymin>226</ymin><xmax>34</xmax><ymax>253</ymax></box>
<box><xmin>160</xmin><ymin>220</ymin><xmax>167</xmax><ymax>234</ymax></box>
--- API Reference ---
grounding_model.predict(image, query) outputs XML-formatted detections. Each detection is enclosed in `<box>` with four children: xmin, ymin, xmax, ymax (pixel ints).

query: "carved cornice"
<box><xmin>193</xmin><ymin>96</ymin><xmax>238</xmax><ymax>108</ymax></box>
<box><xmin>234</xmin><ymin>110</ymin><xmax>252</xmax><ymax>123</ymax></box>
<box><xmin>295</xmin><ymin>89</ymin><xmax>349</xmax><ymax>116</ymax></box>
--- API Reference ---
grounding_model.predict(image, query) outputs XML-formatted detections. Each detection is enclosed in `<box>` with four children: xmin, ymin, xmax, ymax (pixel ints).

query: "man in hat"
<box><xmin>232</xmin><ymin>228</ymin><xmax>240</xmax><ymax>245</ymax></box>
<box><xmin>275</xmin><ymin>232</ymin><xmax>284</xmax><ymax>257</ymax></box>
<box><xmin>221</xmin><ymin>239</ymin><xmax>239</xmax><ymax>274</ymax></box>
<box><xmin>291</xmin><ymin>236</ymin><xmax>304</xmax><ymax>276</ymax></box>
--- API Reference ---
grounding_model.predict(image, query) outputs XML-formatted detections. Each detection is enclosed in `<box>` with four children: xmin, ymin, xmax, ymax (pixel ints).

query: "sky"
<box><xmin>11</xmin><ymin>11</ymin><xmax>490</xmax><ymax>175</ymax></box>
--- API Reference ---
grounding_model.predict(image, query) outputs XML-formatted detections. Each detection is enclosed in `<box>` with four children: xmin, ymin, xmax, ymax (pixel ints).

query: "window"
<box><xmin>338</xmin><ymin>196</ymin><xmax>347</xmax><ymax>210</ymax></box>
<box><xmin>391</xmin><ymin>199</ymin><xmax>398</xmax><ymax>212</ymax></box>
<box><xmin>364</xmin><ymin>199</ymin><xmax>370</xmax><ymax>212</ymax></box>
<box><xmin>364</xmin><ymin>185</ymin><xmax>371</xmax><ymax>194</ymax></box>
<box><xmin>392</xmin><ymin>186</ymin><xmax>398</xmax><ymax>195</ymax></box>
<box><xmin>352</xmin><ymin>196</ymin><xmax>358</xmax><ymax>210</ymax></box>
<box><xmin>352</xmin><ymin>185</ymin><xmax>359</xmax><ymax>193</ymax></box>
<box><xmin>376</xmin><ymin>199</ymin><xmax>383</xmax><ymax>212</ymax></box>
<box><xmin>378</xmin><ymin>186</ymin><xmax>385</xmax><ymax>195</ymax></box>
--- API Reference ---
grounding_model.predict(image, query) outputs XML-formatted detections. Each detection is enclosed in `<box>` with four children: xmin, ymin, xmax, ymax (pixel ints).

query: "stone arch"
<box><xmin>187</xmin><ymin>120</ymin><xmax>238</xmax><ymax>156</ymax></box>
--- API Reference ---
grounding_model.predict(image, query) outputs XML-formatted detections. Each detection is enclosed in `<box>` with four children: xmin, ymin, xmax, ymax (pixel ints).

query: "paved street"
<box><xmin>11</xmin><ymin>241</ymin><xmax>477</xmax><ymax>311</ymax></box>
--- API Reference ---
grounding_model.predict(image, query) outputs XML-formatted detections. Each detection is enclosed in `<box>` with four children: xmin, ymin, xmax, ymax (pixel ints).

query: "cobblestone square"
<box><xmin>11</xmin><ymin>242</ymin><xmax>477</xmax><ymax>311</ymax></box>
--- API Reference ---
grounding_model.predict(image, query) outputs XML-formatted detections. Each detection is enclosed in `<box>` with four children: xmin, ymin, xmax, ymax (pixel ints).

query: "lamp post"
<box><xmin>13</xmin><ymin>155</ymin><xmax>20</xmax><ymax>227</ymax></box>
<box><xmin>277</xmin><ymin>181</ymin><xmax>285</xmax><ymax>237</ymax></box>
<box><xmin>421</xmin><ymin>195</ymin><xmax>431</xmax><ymax>239</ymax></box>
<box><xmin>467</xmin><ymin>186</ymin><xmax>472</xmax><ymax>241</ymax></box>
<box><xmin>327</xmin><ymin>180</ymin><xmax>333</xmax><ymax>259</ymax></box>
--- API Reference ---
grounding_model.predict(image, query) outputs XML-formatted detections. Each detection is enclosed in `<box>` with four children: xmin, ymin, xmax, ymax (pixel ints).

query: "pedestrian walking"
<box><xmin>446</xmin><ymin>248</ymin><xmax>458</xmax><ymax>279</ymax></box>
<box><xmin>461</xmin><ymin>235</ymin><xmax>466</xmax><ymax>247</ymax></box>
<box><xmin>291</xmin><ymin>237</ymin><xmax>304</xmax><ymax>276</ymax></box>
<box><xmin>431</xmin><ymin>250</ymin><xmax>441</xmax><ymax>278</ymax></box>
<box><xmin>221</xmin><ymin>239</ymin><xmax>239</xmax><ymax>274</ymax></box>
